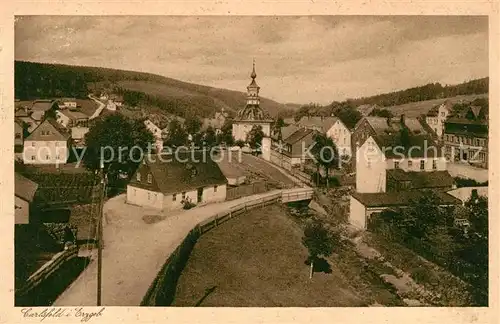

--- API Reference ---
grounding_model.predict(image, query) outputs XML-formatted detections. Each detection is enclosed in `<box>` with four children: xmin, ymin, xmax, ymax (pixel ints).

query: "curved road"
<box><xmin>54</xmin><ymin>188</ymin><xmax>311</xmax><ymax>306</ymax></box>
<box><xmin>88</xmin><ymin>94</ymin><xmax>106</xmax><ymax>120</ymax></box>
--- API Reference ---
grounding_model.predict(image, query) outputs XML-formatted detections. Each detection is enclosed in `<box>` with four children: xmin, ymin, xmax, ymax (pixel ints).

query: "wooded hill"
<box><xmin>14</xmin><ymin>61</ymin><xmax>299</xmax><ymax>119</ymax></box>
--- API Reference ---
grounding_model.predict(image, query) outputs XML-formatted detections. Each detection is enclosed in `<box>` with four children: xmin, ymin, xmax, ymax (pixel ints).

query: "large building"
<box><xmin>232</xmin><ymin>62</ymin><xmax>273</xmax><ymax>143</ymax></box>
<box><xmin>443</xmin><ymin>105</ymin><xmax>488</xmax><ymax>168</ymax></box>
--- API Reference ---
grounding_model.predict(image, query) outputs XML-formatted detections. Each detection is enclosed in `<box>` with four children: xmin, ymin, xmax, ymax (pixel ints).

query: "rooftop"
<box><xmin>372</xmin><ymin>133</ymin><xmax>442</xmax><ymax>158</ymax></box>
<box><xmin>136</xmin><ymin>150</ymin><xmax>227</xmax><ymax>195</ymax></box>
<box><xmin>351</xmin><ymin>190</ymin><xmax>461</xmax><ymax>208</ymax></box>
<box><xmin>15</xmin><ymin>173</ymin><xmax>39</xmax><ymax>202</ymax></box>
<box><xmin>25</xmin><ymin>118</ymin><xmax>71</xmax><ymax>142</ymax></box>
<box><xmin>283</xmin><ymin>128</ymin><xmax>314</xmax><ymax>145</ymax></box>
<box><xmin>387</xmin><ymin>169</ymin><xmax>455</xmax><ymax>189</ymax></box>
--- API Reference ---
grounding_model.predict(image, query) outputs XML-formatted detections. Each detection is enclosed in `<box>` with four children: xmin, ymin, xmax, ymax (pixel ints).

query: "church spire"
<box><xmin>251</xmin><ymin>58</ymin><xmax>257</xmax><ymax>79</ymax></box>
<box><xmin>246</xmin><ymin>59</ymin><xmax>260</xmax><ymax>107</ymax></box>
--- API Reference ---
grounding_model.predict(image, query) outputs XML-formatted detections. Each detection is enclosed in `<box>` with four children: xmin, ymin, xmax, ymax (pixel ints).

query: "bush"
<box><xmin>410</xmin><ymin>266</ymin><xmax>431</xmax><ymax>283</ymax></box>
<box><xmin>454</xmin><ymin>177</ymin><xmax>488</xmax><ymax>188</ymax></box>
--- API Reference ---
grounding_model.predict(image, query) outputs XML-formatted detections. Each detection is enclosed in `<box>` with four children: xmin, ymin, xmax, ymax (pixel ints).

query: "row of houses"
<box><xmin>425</xmin><ymin>100</ymin><xmax>488</xmax><ymax>168</ymax></box>
<box><xmin>14</xmin><ymin>99</ymin><xmax>98</xmax><ymax>164</ymax></box>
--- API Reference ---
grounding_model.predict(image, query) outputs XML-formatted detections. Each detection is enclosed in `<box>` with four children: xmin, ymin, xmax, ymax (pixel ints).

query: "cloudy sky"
<box><xmin>15</xmin><ymin>16</ymin><xmax>488</xmax><ymax>105</ymax></box>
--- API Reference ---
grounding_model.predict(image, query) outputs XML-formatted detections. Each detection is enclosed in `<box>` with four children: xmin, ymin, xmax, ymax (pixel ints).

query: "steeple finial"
<box><xmin>251</xmin><ymin>59</ymin><xmax>256</xmax><ymax>79</ymax></box>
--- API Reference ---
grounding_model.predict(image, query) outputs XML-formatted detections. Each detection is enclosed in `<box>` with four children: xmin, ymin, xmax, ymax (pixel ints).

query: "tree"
<box><xmin>203</xmin><ymin>126</ymin><xmax>217</xmax><ymax>147</ymax></box>
<box><xmin>83</xmin><ymin>114</ymin><xmax>154</xmax><ymax>182</ymax></box>
<box><xmin>185</xmin><ymin>116</ymin><xmax>202</xmax><ymax>136</ymax></box>
<box><xmin>302</xmin><ymin>220</ymin><xmax>338</xmax><ymax>279</ymax></box>
<box><xmin>370</xmin><ymin>108</ymin><xmax>394</xmax><ymax>118</ymax></box>
<box><xmin>333</xmin><ymin>106</ymin><xmax>362</xmax><ymax>129</ymax></box>
<box><xmin>219</xmin><ymin>120</ymin><xmax>235</xmax><ymax>146</ymax></box>
<box><xmin>247</xmin><ymin>125</ymin><xmax>264</xmax><ymax>151</ymax></box>
<box><xmin>165</xmin><ymin>119</ymin><xmax>188</xmax><ymax>147</ymax></box>
<box><xmin>311</xmin><ymin>133</ymin><xmax>340</xmax><ymax>187</ymax></box>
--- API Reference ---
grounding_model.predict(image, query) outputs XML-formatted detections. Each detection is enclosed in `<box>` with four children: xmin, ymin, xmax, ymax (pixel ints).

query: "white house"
<box><xmin>326</xmin><ymin>118</ymin><xmax>351</xmax><ymax>157</ymax></box>
<box><xmin>425</xmin><ymin>101</ymin><xmax>452</xmax><ymax>137</ymax></box>
<box><xmin>23</xmin><ymin>119</ymin><xmax>71</xmax><ymax>165</ymax></box>
<box><xmin>144</xmin><ymin>119</ymin><xmax>164</xmax><ymax>151</ymax></box>
<box><xmin>296</xmin><ymin>116</ymin><xmax>351</xmax><ymax>157</ymax></box>
<box><xmin>15</xmin><ymin>173</ymin><xmax>39</xmax><ymax>224</ymax></box>
<box><xmin>126</xmin><ymin>150</ymin><xmax>228</xmax><ymax>210</ymax></box>
<box><xmin>356</xmin><ymin>134</ymin><xmax>447</xmax><ymax>193</ymax></box>
<box><xmin>106</xmin><ymin>100</ymin><xmax>117</xmax><ymax>111</ymax></box>
<box><xmin>56</xmin><ymin>110</ymin><xmax>89</xmax><ymax>128</ymax></box>
<box><xmin>349</xmin><ymin>190</ymin><xmax>461</xmax><ymax>230</ymax></box>
<box><xmin>58</xmin><ymin>98</ymin><xmax>77</xmax><ymax>109</ymax></box>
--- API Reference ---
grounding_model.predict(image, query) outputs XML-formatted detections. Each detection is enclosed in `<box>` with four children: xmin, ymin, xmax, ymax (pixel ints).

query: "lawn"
<box><xmin>172</xmin><ymin>204</ymin><xmax>394</xmax><ymax>307</ymax></box>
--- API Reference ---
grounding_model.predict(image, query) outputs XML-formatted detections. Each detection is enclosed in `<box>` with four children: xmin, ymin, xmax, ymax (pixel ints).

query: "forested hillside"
<box><xmin>14</xmin><ymin>61</ymin><xmax>299</xmax><ymax>118</ymax></box>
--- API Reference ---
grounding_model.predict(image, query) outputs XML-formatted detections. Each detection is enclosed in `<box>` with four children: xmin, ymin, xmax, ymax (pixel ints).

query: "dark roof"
<box><xmin>283</xmin><ymin>128</ymin><xmax>314</xmax><ymax>144</ymax></box>
<box><xmin>59</xmin><ymin>110</ymin><xmax>89</xmax><ymax>121</ymax></box>
<box><xmin>446</xmin><ymin>117</ymin><xmax>488</xmax><ymax>126</ymax></box>
<box><xmin>25</xmin><ymin>118</ymin><xmax>71</xmax><ymax>141</ymax></box>
<box><xmin>387</xmin><ymin>169</ymin><xmax>455</xmax><ymax>189</ymax></box>
<box><xmin>365</xmin><ymin>116</ymin><xmax>427</xmax><ymax>136</ymax></box>
<box><xmin>372</xmin><ymin>133</ymin><xmax>442</xmax><ymax>158</ymax></box>
<box><xmin>351</xmin><ymin>190</ymin><xmax>461</xmax><ymax>208</ymax></box>
<box><xmin>15</xmin><ymin>173</ymin><xmax>39</xmax><ymax>202</ymax></box>
<box><xmin>140</xmin><ymin>150</ymin><xmax>227</xmax><ymax>194</ymax></box>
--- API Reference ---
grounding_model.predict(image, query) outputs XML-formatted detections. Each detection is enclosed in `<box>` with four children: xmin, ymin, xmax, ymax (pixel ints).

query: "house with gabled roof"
<box><xmin>15</xmin><ymin>173</ymin><xmax>39</xmax><ymax>224</ymax></box>
<box><xmin>296</xmin><ymin>116</ymin><xmax>351</xmax><ymax>156</ymax></box>
<box><xmin>349</xmin><ymin>190</ymin><xmax>461</xmax><ymax>230</ymax></box>
<box><xmin>270</xmin><ymin>127</ymin><xmax>315</xmax><ymax>171</ymax></box>
<box><xmin>355</xmin><ymin>129</ymin><xmax>446</xmax><ymax>194</ymax></box>
<box><xmin>56</xmin><ymin>109</ymin><xmax>89</xmax><ymax>128</ymax></box>
<box><xmin>127</xmin><ymin>150</ymin><xmax>228</xmax><ymax>210</ymax></box>
<box><xmin>351</xmin><ymin>115</ymin><xmax>429</xmax><ymax>170</ymax></box>
<box><xmin>23</xmin><ymin>118</ymin><xmax>71</xmax><ymax>164</ymax></box>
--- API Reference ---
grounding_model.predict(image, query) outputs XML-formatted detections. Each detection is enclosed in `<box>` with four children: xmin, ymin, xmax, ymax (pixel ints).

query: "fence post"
<box><xmin>215</xmin><ymin>215</ymin><xmax>218</xmax><ymax>227</ymax></box>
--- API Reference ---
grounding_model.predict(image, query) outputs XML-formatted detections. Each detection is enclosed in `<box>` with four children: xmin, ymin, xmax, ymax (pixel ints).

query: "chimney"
<box><xmin>400</xmin><ymin>114</ymin><xmax>405</xmax><ymax>126</ymax></box>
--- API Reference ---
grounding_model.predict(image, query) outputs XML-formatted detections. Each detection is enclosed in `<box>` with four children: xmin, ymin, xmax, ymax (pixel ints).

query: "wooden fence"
<box><xmin>226</xmin><ymin>181</ymin><xmax>269</xmax><ymax>201</ymax></box>
<box><xmin>16</xmin><ymin>245</ymin><xmax>79</xmax><ymax>298</ymax></box>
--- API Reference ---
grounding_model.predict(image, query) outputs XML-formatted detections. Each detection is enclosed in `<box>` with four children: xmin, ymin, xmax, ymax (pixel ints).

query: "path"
<box><xmin>54</xmin><ymin>188</ymin><xmax>309</xmax><ymax>306</ymax></box>
<box><xmin>447</xmin><ymin>162</ymin><xmax>488</xmax><ymax>182</ymax></box>
<box><xmin>88</xmin><ymin>95</ymin><xmax>106</xmax><ymax>120</ymax></box>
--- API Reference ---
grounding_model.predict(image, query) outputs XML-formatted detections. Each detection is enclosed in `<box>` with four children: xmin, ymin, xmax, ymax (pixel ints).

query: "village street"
<box><xmin>88</xmin><ymin>94</ymin><xmax>106</xmax><ymax>119</ymax></box>
<box><xmin>53</xmin><ymin>187</ymin><xmax>310</xmax><ymax>306</ymax></box>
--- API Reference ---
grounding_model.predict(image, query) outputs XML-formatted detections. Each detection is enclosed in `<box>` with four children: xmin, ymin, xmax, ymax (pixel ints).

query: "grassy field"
<box><xmin>172</xmin><ymin>204</ymin><xmax>400</xmax><ymax>307</ymax></box>
<box><xmin>385</xmin><ymin>93</ymin><xmax>488</xmax><ymax>118</ymax></box>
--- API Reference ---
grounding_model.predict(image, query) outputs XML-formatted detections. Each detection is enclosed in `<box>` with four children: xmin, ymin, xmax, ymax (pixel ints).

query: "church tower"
<box><xmin>246</xmin><ymin>60</ymin><xmax>260</xmax><ymax>107</ymax></box>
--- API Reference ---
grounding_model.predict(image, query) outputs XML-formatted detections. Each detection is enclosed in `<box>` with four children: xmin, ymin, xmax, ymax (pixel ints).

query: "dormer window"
<box><xmin>147</xmin><ymin>174</ymin><xmax>152</xmax><ymax>184</ymax></box>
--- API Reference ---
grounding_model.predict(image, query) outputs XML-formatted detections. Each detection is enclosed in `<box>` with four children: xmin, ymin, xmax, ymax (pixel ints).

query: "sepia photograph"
<box><xmin>11</xmin><ymin>15</ymin><xmax>490</xmax><ymax>310</ymax></box>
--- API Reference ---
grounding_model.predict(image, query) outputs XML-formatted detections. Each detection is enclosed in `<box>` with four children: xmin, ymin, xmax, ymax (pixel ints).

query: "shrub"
<box><xmin>181</xmin><ymin>197</ymin><xmax>196</xmax><ymax>210</ymax></box>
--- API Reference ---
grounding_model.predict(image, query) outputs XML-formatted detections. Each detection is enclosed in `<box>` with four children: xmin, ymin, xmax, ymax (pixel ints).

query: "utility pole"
<box><xmin>97</xmin><ymin>161</ymin><xmax>107</xmax><ymax>306</ymax></box>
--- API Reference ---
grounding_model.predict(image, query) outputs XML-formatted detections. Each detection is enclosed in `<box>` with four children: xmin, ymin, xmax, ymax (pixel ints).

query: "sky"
<box><xmin>15</xmin><ymin>16</ymin><xmax>489</xmax><ymax>105</ymax></box>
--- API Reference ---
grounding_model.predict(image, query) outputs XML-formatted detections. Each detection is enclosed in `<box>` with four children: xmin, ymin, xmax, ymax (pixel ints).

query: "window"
<box><xmin>136</xmin><ymin>173</ymin><xmax>141</xmax><ymax>181</ymax></box>
<box><xmin>441</xmin><ymin>112</ymin><xmax>445</xmax><ymax>117</ymax></box>
<box><xmin>182</xmin><ymin>192</ymin><xmax>186</xmax><ymax>199</ymax></box>
<box><xmin>214</xmin><ymin>185</ymin><xmax>218</xmax><ymax>192</ymax></box>
<box><xmin>432</xmin><ymin>159</ymin><xmax>437</xmax><ymax>170</ymax></box>
<box><xmin>15</xmin><ymin>134</ymin><xmax>21</xmax><ymax>139</ymax></box>
<box><xmin>148</xmin><ymin>192</ymin><xmax>151</xmax><ymax>200</ymax></box>
<box><xmin>45</xmin><ymin>155</ymin><xmax>50</xmax><ymax>160</ymax></box>
<box><xmin>31</xmin><ymin>156</ymin><xmax>35</xmax><ymax>160</ymax></box>
<box><xmin>173</xmin><ymin>194</ymin><xmax>177</xmax><ymax>201</ymax></box>
<box><xmin>56</xmin><ymin>155</ymin><xmax>60</xmax><ymax>159</ymax></box>
<box><xmin>147</xmin><ymin>174</ymin><xmax>152</xmax><ymax>184</ymax></box>
<box><xmin>420</xmin><ymin>160</ymin><xmax>425</xmax><ymax>170</ymax></box>
<box><xmin>367</xmin><ymin>160</ymin><xmax>371</xmax><ymax>169</ymax></box>
<box><xmin>31</xmin><ymin>142</ymin><xmax>35</xmax><ymax>147</ymax></box>
<box><xmin>408</xmin><ymin>160</ymin><xmax>413</xmax><ymax>168</ymax></box>
<box><xmin>394</xmin><ymin>161</ymin><xmax>399</xmax><ymax>169</ymax></box>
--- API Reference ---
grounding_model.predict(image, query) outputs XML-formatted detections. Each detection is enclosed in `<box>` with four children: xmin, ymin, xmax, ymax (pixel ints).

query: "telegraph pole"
<box><xmin>97</xmin><ymin>161</ymin><xmax>107</xmax><ymax>306</ymax></box>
